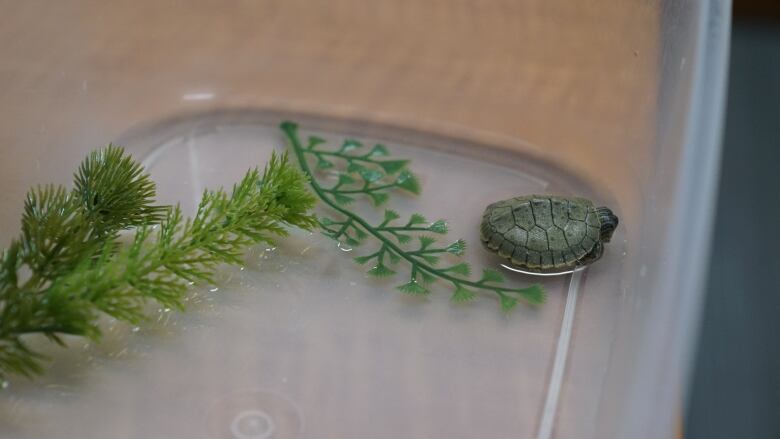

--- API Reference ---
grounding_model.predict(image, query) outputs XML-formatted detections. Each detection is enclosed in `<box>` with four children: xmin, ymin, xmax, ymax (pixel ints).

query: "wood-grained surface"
<box><xmin>0</xmin><ymin>0</ymin><xmax>659</xmax><ymax>243</ymax></box>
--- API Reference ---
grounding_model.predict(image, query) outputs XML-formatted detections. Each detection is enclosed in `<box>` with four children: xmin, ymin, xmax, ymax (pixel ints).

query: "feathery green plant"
<box><xmin>0</xmin><ymin>146</ymin><xmax>316</xmax><ymax>380</ymax></box>
<box><xmin>281</xmin><ymin>121</ymin><xmax>544</xmax><ymax>311</ymax></box>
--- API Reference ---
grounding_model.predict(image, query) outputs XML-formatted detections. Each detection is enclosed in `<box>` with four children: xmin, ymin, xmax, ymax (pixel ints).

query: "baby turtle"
<box><xmin>480</xmin><ymin>195</ymin><xmax>618</xmax><ymax>274</ymax></box>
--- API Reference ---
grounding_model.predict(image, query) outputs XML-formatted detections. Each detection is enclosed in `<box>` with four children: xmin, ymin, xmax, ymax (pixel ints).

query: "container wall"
<box><xmin>0</xmin><ymin>1</ymin><xmax>729</xmax><ymax>438</ymax></box>
<box><xmin>595</xmin><ymin>1</ymin><xmax>730</xmax><ymax>438</ymax></box>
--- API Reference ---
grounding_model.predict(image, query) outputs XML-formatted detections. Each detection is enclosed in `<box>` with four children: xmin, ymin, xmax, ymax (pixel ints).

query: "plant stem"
<box><xmin>377</xmin><ymin>226</ymin><xmax>431</xmax><ymax>232</ymax></box>
<box><xmin>322</xmin><ymin>184</ymin><xmax>397</xmax><ymax>194</ymax></box>
<box><xmin>306</xmin><ymin>149</ymin><xmax>382</xmax><ymax>164</ymax></box>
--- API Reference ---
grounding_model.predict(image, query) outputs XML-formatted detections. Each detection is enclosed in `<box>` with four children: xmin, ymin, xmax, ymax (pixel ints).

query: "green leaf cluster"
<box><xmin>0</xmin><ymin>146</ymin><xmax>316</xmax><ymax>380</ymax></box>
<box><xmin>282</xmin><ymin>121</ymin><xmax>545</xmax><ymax>312</ymax></box>
<box><xmin>301</xmin><ymin>131</ymin><xmax>420</xmax><ymax>207</ymax></box>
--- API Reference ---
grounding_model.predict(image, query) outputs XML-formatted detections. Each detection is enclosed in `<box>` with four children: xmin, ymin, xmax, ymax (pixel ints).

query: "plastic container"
<box><xmin>0</xmin><ymin>2</ymin><xmax>730</xmax><ymax>438</ymax></box>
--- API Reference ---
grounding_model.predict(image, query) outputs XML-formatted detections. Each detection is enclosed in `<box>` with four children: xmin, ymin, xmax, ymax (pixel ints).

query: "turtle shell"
<box><xmin>480</xmin><ymin>195</ymin><xmax>602</xmax><ymax>272</ymax></box>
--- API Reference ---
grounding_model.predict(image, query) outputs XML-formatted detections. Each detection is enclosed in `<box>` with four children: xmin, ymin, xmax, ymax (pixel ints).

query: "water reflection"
<box><xmin>500</xmin><ymin>263</ymin><xmax>587</xmax><ymax>277</ymax></box>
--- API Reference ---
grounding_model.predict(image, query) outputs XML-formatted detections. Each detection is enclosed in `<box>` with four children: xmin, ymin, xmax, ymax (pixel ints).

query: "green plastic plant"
<box><xmin>0</xmin><ymin>146</ymin><xmax>316</xmax><ymax>380</ymax></box>
<box><xmin>281</xmin><ymin>121</ymin><xmax>544</xmax><ymax>311</ymax></box>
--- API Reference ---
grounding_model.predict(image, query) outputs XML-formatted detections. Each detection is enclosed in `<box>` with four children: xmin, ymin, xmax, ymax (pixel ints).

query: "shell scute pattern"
<box><xmin>488</xmin><ymin>232</ymin><xmax>504</xmax><ymax>251</ymax></box>
<box><xmin>540</xmin><ymin>251</ymin><xmax>554</xmax><ymax>266</ymax></box>
<box><xmin>551</xmin><ymin>198</ymin><xmax>569</xmax><ymax>228</ymax></box>
<box><xmin>511</xmin><ymin>246</ymin><xmax>528</xmax><ymax>266</ymax></box>
<box><xmin>530</xmin><ymin>197</ymin><xmax>554</xmax><ymax>228</ymax></box>
<box><xmin>527</xmin><ymin>227</ymin><xmax>549</xmax><ymax>252</ymax></box>
<box><xmin>511</xmin><ymin>201</ymin><xmax>536</xmax><ymax>230</ymax></box>
<box><xmin>546</xmin><ymin>227</ymin><xmax>567</xmax><ymax>251</ymax></box>
<box><xmin>563</xmin><ymin>222</ymin><xmax>589</xmax><ymax>260</ymax></box>
<box><xmin>504</xmin><ymin>227</ymin><xmax>528</xmax><ymax>247</ymax></box>
<box><xmin>481</xmin><ymin>195</ymin><xmax>616</xmax><ymax>273</ymax></box>
<box><xmin>567</xmin><ymin>200</ymin><xmax>588</xmax><ymax>221</ymax></box>
<box><xmin>490</xmin><ymin>205</ymin><xmax>514</xmax><ymax>234</ymax></box>
<box><xmin>526</xmin><ymin>251</ymin><xmax>541</xmax><ymax>266</ymax></box>
<box><xmin>498</xmin><ymin>240</ymin><xmax>515</xmax><ymax>258</ymax></box>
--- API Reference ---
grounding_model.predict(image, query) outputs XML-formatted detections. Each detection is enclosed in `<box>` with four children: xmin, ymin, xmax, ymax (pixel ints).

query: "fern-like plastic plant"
<box><xmin>281</xmin><ymin>121</ymin><xmax>544</xmax><ymax>311</ymax></box>
<box><xmin>0</xmin><ymin>146</ymin><xmax>316</xmax><ymax>380</ymax></box>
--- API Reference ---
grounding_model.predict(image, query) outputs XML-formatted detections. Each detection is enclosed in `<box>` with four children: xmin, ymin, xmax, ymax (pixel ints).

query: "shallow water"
<box><xmin>0</xmin><ymin>115</ymin><xmax>626</xmax><ymax>439</ymax></box>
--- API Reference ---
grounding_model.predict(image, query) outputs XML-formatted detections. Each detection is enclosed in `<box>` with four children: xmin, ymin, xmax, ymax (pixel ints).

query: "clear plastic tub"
<box><xmin>0</xmin><ymin>2</ymin><xmax>730</xmax><ymax>438</ymax></box>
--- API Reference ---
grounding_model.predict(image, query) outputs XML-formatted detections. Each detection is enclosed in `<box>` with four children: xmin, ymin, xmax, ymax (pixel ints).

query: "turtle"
<box><xmin>479</xmin><ymin>195</ymin><xmax>618</xmax><ymax>273</ymax></box>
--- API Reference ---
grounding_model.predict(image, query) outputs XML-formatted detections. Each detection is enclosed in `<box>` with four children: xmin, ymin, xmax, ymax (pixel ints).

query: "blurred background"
<box><xmin>686</xmin><ymin>1</ymin><xmax>779</xmax><ymax>438</ymax></box>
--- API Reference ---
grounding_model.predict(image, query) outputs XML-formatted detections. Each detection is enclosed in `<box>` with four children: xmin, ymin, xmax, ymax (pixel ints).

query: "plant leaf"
<box><xmin>394</xmin><ymin>233</ymin><xmax>412</xmax><ymax>244</ymax></box>
<box><xmin>384</xmin><ymin>209</ymin><xmax>401</xmax><ymax>222</ymax></box>
<box><xmin>408</xmin><ymin>213</ymin><xmax>427</xmax><ymax>225</ymax></box>
<box><xmin>316</xmin><ymin>158</ymin><xmax>334</xmax><ymax>169</ymax></box>
<box><xmin>378</xmin><ymin>160</ymin><xmax>409</xmax><ymax>174</ymax></box>
<box><xmin>444</xmin><ymin>262</ymin><xmax>471</xmax><ymax>276</ymax></box>
<box><xmin>345</xmin><ymin>236</ymin><xmax>360</xmax><ymax>246</ymax></box>
<box><xmin>367</xmin><ymin>264</ymin><xmax>396</xmax><ymax>278</ymax></box>
<box><xmin>421</xmin><ymin>255</ymin><xmax>440</xmax><ymax>265</ymax></box>
<box><xmin>318</xmin><ymin>217</ymin><xmax>336</xmax><ymax>226</ymax></box>
<box><xmin>333</xmin><ymin>193</ymin><xmax>355</xmax><ymax>205</ymax></box>
<box><xmin>479</xmin><ymin>268</ymin><xmax>505</xmax><ymax>284</ymax></box>
<box><xmin>500</xmin><ymin>295</ymin><xmax>519</xmax><ymax>312</ymax></box>
<box><xmin>427</xmin><ymin>220</ymin><xmax>448</xmax><ymax>234</ymax></box>
<box><xmin>341</xmin><ymin>139</ymin><xmax>363</xmax><ymax>152</ymax></box>
<box><xmin>419</xmin><ymin>270</ymin><xmax>436</xmax><ymax>284</ymax></box>
<box><xmin>519</xmin><ymin>284</ymin><xmax>546</xmax><ymax>305</ymax></box>
<box><xmin>354</xmin><ymin>228</ymin><xmax>368</xmax><ymax>241</ymax></box>
<box><xmin>337</xmin><ymin>174</ymin><xmax>356</xmax><ymax>186</ymax></box>
<box><xmin>417</xmin><ymin>235</ymin><xmax>437</xmax><ymax>250</ymax></box>
<box><xmin>307</xmin><ymin>136</ymin><xmax>327</xmax><ymax>149</ymax></box>
<box><xmin>347</xmin><ymin>162</ymin><xmax>366</xmax><ymax>173</ymax></box>
<box><xmin>395</xmin><ymin>171</ymin><xmax>420</xmax><ymax>194</ymax></box>
<box><xmin>445</xmin><ymin>239</ymin><xmax>466</xmax><ymax>255</ymax></box>
<box><xmin>398</xmin><ymin>281</ymin><xmax>429</xmax><ymax>295</ymax></box>
<box><xmin>359</xmin><ymin>168</ymin><xmax>384</xmax><ymax>183</ymax></box>
<box><xmin>451</xmin><ymin>285</ymin><xmax>476</xmax><ymax>303</ymax></box>
<box><xmin>369</xmin><ymin>192</ymin><xmax>390</xmax><ymax>206</ymax></box>
<box><xmin>368</xmin><ymin>144</ymin><xmax>389</xmax><ymax>157</ymax></box>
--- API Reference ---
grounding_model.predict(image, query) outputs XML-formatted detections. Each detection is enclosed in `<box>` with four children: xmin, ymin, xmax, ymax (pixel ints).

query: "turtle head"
<box><xmin>595</xmin><ymin>207</ymin><xmax>619</xmax><ymax>242</ymax></box>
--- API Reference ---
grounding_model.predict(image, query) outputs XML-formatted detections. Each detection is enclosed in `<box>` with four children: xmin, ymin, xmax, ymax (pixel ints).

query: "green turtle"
<box><xmin>480</xmin><ymin>195</ymin><xmax>618</xmax><ymax>273</ymax></box>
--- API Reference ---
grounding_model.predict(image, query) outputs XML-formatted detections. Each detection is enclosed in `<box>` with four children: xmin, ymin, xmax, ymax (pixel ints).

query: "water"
<box><xmin>0</xmin><ymin>114</ymin><xmax>625</xmax><ymax>439</ymax></box>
